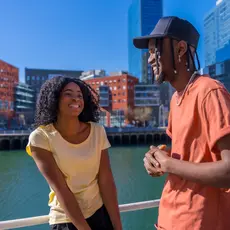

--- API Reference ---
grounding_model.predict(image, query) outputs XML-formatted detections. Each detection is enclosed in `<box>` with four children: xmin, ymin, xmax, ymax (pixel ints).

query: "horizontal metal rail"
<box><xmin>0</xmin><ymin>199</ymin><xmax>160</xmax><ymax>229</ymax></box>
<box><xmin>0</xmin><ymin>127</ymin><xmax>167</xmax><ymax>135</ymax></box>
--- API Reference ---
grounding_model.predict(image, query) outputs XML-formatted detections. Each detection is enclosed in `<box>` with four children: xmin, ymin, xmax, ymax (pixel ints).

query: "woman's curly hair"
<box><xmin>34</xmin><ymin>76</ymin><xmax>100</xmax><ymax>128</ymax></box>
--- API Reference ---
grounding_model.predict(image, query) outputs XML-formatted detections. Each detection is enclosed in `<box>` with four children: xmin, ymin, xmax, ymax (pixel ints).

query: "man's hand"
<box><xmin>143</xmin><ymin>145</ymin><xmax>167</xmax><ymax>177</ymax></box>
<box><xmin>143</xmin><ymin>145</ymin><xmax>171</xmax><ymax>177</ymax></box>
<box><xmin>149</xmin><ymin>146</ymin><xmax>171</xmax><ymax>172</ymax></box>
<box><xmin>143</xmin><ymin>152</ymin><xmax>163</xmax><ymax>177</ymax></box>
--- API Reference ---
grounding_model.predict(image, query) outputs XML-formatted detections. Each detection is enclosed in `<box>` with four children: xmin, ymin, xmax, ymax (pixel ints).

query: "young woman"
<box><xmin>26</xmin><ymin>76</ymin><xmax>122</xmax><ymax>230</ymax></box>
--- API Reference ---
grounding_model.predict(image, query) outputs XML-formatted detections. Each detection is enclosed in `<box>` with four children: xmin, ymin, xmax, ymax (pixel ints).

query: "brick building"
<box><xmin>0</xmin><ymin>60</ymin><xmax>19</xmax><ymax>128</ymax></box>
<box><xmin>84</xmin><ymin>73</ymin><xmax>139</xmax><ymax>127</ymax></box>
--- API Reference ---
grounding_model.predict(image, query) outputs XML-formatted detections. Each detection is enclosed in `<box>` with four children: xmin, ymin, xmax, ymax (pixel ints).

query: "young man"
<box><xmin>133</xmin><ymin>16</ymin><xmax>230</xmax><ymax>230</ymax></box>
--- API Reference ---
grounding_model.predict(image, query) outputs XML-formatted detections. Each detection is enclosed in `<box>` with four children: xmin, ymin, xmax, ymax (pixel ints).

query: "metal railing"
<box><xmin>105</xmin><ymin>127</ymin><xmax>166</xmax><ymax>133</ymax></box>
<box><xmin>0</xmin><ymin>127</ymin><xmax>166</xmax><ymax>135</ymax></box>
<box><xmin>0</xmin><ymin>199</ymin><xmax>160</xmax><ymax>229</ymax></box>
<box><xmin>0</xmin><ymin>130</ymin><xmax>31</xmax><ymax>135</ymax></box>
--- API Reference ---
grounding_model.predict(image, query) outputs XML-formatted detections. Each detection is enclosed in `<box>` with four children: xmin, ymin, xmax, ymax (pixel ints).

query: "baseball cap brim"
<box><xmin>133</xmin><ymin>34</ymin><xmax>164</xmax><ymax>49</ymax></box>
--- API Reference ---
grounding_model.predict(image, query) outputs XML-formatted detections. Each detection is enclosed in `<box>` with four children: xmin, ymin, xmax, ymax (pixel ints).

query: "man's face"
<box><xmin>148</xmin><ymin>38</ymin><xmax>174</xmax><ymax>84</ymax></box>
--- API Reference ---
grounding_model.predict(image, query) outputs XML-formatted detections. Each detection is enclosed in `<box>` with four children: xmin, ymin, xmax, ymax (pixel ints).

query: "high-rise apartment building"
<box><xmin>204</xmin><ymin>59</ymin><xmax>230</xmax><ymax>92</ymax></box>
<box><xmin>204</xmin><ymin>0</ymin><xmax>230</xmax><ymax>66</ymax></box>
<box><xmin>14</xmin><ymin>83</ymin><xmax>35</xmax><ymax>127</ymax></box>
<box><xmin>0</xmin><ymin>60</ymin><xmax>19</xmax><ymax>128</ymax></box>
<box><xmin>128</xmin><ymin>0</ymin><xmax>163</xmax><ymax>83</ymax></box>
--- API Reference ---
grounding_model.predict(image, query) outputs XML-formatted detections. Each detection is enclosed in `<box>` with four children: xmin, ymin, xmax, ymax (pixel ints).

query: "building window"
<box><xmin>27</xmin><ymin>76</ymin><xmax>30</xmax><ymax>81</ymax></box>
<box><xmin>37</xmin><ymin>76</ymin><xmax>40</xmax><ymax>80</ymax></box>
<box><xmin>110</xmin><ymin>110</ymin><xmax>125</xmax><ymax>127</ymax></box>
<box><xmin>4</xmin><ymin>101</ymin><xmax>8</xmax><ymax>109</ymax></box>
<box><xmin>10</xmin><ymin>102</ymin><xmax>14</xmax><ymax>110</ymax></box>
<box><xmin>32</xmin><ymin>76</ymin><xmax>35</xmax><ymax>80</ymax></box>
<box><xmin>123</xmin><ymin>86</ymin><xmax>126</xmax><ymax>90</ymax></box>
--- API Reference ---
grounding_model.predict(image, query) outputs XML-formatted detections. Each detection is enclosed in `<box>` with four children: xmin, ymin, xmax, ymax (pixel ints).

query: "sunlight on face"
<box><xmin>148</xmin><ymin>39</ymin><xmax>163</xmax><ymax>82</ymax></box>
<box><xmin>59</xmin><ymin>82</ymin><xmax>84</xmax><ymax>117</ymax></box>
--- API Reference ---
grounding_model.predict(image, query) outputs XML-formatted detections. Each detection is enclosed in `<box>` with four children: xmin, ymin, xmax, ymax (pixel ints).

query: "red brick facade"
<box><xmin>85</xmin><ymin>74</ymin><xmax>138</xmax><ymax>110</ymax></box>
<box><xmin>85</xmin><ymin>74</ymin><xmax>139</xmax><ymax>126</ymax></box>
<box><xmin>0</xmin><ymin>60</ymin><xmax>19</xmax><ymax>126</ymax></box>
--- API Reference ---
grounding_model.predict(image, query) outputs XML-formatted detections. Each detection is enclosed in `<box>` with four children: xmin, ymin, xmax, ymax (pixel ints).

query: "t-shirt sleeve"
<box><xmin>201</xmin><ymin>88</ymin><xmax>230</xmax><ymax>151</ymax></box>
<box><xmin>100</xmin><ymin>126</ymin><xmax>111</xmax><ymax>150</ymax></box>
<box><xmin>166</xmin><ymin>110</ymin><xmax>172</xmax><ymax>139</ymax></box>
<box><xmin>26</xmin><ymin>128</ymin><xmax>51</xmax><ymax>156</ymax></box>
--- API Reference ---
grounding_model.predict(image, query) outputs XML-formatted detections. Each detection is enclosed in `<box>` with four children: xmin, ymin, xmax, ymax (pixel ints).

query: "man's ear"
<box><xmin>177</xmin><ymin>40</ymin><xmax>187</xmax><ymax>58</ymax></box>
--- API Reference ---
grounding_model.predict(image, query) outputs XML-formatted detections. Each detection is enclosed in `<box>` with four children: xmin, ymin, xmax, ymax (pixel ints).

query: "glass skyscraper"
<box><xmin>204</xmin><ymin>0</ymin><xmax>230</xmax><ymax>66</ymax></box>
<box><xmin>128</xmin><ymin>0</ymin><xmax>163</xmax><ymax>83</ymax></box>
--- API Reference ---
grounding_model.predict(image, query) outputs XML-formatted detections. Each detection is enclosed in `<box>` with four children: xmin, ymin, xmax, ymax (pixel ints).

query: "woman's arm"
<box><xmin>98</xmin><ymin>149</ymin><xmax>122</xmax><ymax>230</ymax></box>
<box><xmin>30</xmin><ymin>146</ymin><xmax>91</xmax><ymax>230</ymax></box>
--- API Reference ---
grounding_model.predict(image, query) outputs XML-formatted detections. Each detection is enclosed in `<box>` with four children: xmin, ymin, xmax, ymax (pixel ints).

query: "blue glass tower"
<box><xmin>204</xmin><ymin>0</ymin><xmax>230</xmax><ymax>66</ymax></box>
<box><xmin>128</xmin><ymin>0</ymin><xmax>163</xmax><ymax>83</ymax></box>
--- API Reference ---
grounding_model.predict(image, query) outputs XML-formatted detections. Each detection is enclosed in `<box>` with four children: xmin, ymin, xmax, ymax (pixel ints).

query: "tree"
<box><xmin>125</xmin><ymin>107</ymin><xmax>153</xmax><ymax>127</ymax></box>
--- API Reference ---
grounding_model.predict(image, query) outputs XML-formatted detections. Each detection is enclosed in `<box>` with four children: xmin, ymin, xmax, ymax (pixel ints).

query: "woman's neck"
<box><xmin>55</xmin><ymin>116</ymin><xmax>81</xmax><ymax>136</ymax></box>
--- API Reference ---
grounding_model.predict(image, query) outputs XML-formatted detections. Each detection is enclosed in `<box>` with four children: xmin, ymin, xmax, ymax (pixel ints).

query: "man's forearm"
<box><xmin>99</xmin><ymin>179</ymin><xmax>122</xmax><ymax>230</ymax></box>
<box><xmin>166</xmin><ymin>158</ymin><xmax>230</xmax><ymax>188</ymax></box>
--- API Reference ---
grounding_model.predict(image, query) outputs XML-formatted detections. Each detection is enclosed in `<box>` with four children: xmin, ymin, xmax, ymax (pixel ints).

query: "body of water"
<box><xmin>0</xmin><ymin>146</ymin><xmax>165</xmax><ymax>230</ymax></box>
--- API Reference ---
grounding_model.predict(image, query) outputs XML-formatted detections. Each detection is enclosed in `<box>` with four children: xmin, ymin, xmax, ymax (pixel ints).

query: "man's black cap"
<box><xmin>133</xmin><ymin>16</ymin><xmax>200</xmax><ymax>49</ymax></box>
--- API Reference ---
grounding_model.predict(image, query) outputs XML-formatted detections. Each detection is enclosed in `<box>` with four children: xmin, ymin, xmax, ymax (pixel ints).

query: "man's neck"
<box><xmin>170</xmin><ymin>70</ymin><xmax>197</xmax><ymax>92</ymax></box>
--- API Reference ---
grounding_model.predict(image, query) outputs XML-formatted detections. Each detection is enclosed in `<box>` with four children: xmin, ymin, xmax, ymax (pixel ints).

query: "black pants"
<box><xmin>50</xmin><ymin>205</ymin><xmax>114</xmax><ymax>230</ymax></box>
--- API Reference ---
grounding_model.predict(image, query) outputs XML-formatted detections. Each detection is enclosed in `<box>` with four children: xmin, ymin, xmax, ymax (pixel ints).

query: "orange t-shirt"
<box><xmin>157</xmin><ymin>75</ymin><xmax>230</xmax><ymax>230</ymax></box>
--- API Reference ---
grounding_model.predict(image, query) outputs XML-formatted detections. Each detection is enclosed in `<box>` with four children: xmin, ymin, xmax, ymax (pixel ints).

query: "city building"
<box><xmin>80</xmin><ymin>70</ymin><xmax>106</xmax><ymax>81</ymax></box>
<box><xmin>134</xmin><ymin>84</ymin><xmax>160</xmax><ymax>126</ymax></box>
<box><xmin>98</xmin><ymin>85</ymin><xmax>110</xmax><ymax>107</ymax></box>
<box><xmin>128</xmin><ymin>0</ymin><xmax>163</xmax><ymax>83</ymax></box>
<box><xmin>133</xmin><ymin>83</ymin><xmax>172</xmax><ymax>127</ymax></box>
<box><xmin>159</xmin><ymin>83</ymin><xmax>174</xmax><ymax>108</ymax></box>
<box><xmin>134</xmin><ymin>84</ymin><xmax>160</xmax><ymax>107</ymax></box>
<box><xmin>84</xmin><ymin>73</ymin><xmax>139</xmax><ymax>127</ymax></box>
<box><xmin>25</xmin><ymin>68</ymin><xmax>83</xmax><ymax>99</ymax></box>
<box><xmin>204</xmin><ymin>59</ymin><xmax>230</xmax><ymax>91</ymax></box>
<box><xmin>14</xmin><ymin>83</ymin><xmax>35</xmax><ymax>128</ymax></box>
<box><xmin>204</xmin><ymin>0</ymin><xmax>230</xmax><ymax>66</ymax></box>
<box><xmin>0</xmin><ymin>59</ymin><xmax>19</xmax><ymax>128</ymax></box>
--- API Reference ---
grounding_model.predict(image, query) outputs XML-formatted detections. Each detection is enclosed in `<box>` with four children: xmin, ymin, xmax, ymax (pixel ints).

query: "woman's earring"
<box><xmin>178</xmin><ymin>55</ymin><xmax>181</xmax><ymax>63</ymax></box>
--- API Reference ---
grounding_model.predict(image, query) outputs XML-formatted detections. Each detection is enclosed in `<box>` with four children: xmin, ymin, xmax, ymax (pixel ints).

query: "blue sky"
<box><xmin>0</xmin><ymin>0</ymin><xmax>216</xmax><ymax>82</ymax></box>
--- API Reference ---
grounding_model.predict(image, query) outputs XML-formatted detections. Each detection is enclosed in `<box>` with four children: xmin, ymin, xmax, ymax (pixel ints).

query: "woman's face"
<box><xmin>58</xmin><ymin>82</ymin><xmax>84</xmax><ymax>117</ymax></box>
